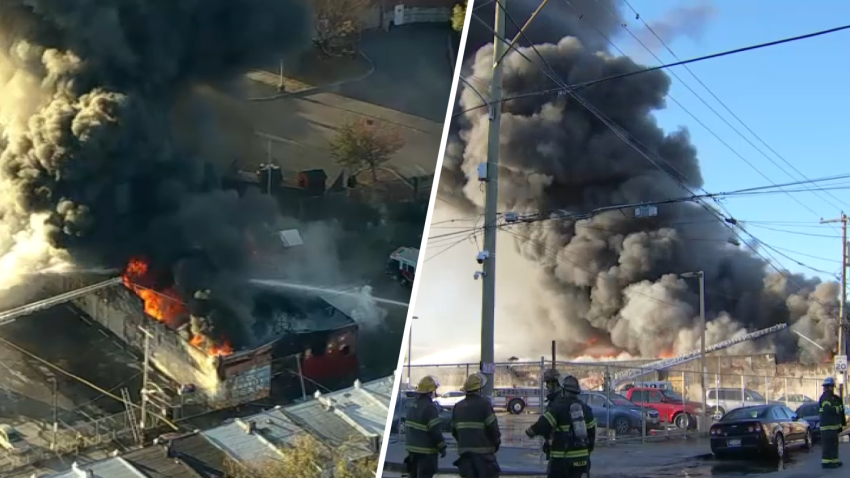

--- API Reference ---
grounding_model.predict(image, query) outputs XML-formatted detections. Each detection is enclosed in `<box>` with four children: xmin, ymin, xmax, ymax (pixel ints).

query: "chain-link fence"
<box><xmin>395</xmin><ymin>361</ymin><xmax>831</xmax><ymax>449</ymax></box>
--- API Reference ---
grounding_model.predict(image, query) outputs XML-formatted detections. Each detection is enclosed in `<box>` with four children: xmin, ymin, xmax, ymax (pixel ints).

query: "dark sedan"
<box><xmin>796</xmin><ymin>402</ymin><xmax>850</xmax><ymax>441</ymax></box>
<box><xmin>709</xmin><ymin>404</ymin><xmax>812</xmax><ymax>459</ymax></box>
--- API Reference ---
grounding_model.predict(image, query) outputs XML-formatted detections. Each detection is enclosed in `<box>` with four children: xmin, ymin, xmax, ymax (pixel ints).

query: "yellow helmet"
<box><xmin>416</xmin><ymin>375</ymin><xmax>440</xmax><ymax>394</ymax></box>
<box><xmin>461</xmin><ymin>372</ymin><xmax>488</xmax><ymax>392</ymax></box>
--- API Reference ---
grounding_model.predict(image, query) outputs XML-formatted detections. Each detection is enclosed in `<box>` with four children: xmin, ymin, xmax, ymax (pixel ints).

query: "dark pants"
<box><xmin>821</xmin><ymin>429</ymin><xmax>840</xmax><ymax>467</ymax></box>
<box><xmin>454</xmin><ymin>452</ymin><xmax>501</xmax><ymax>478</ymax></box>
<box><xmin>406</xmin><ymin>452</ymin><xmax>438</xmax><ymax>478</ymax></box>
<box><xmin>548</xmin><ymin>458</ymin><xmax>591</xmax><ymax>478</ymax></box>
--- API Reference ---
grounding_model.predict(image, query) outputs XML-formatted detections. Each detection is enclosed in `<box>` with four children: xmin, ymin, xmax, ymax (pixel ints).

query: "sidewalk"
<box><xmin>383</xmin><ymin>437</ymin><xmax>712</xmax><ymax>475</ymax></box>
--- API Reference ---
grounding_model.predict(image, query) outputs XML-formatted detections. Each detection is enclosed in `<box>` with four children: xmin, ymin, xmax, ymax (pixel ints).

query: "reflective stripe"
<box><xmin>543</xmin><ymin>412</ymin><xmax>556</xmax><ymax>427</ymax></box>
<box><xmin>406</xmin><ymin>445</ymin><xmax>438</xmax><ymax>454</ymax></box>
<box><xmin>556</xmin><ymin>425</ymin><xmax>571</xmax><ymax>432</ymax></box>
<box><xmin>457</xmin><ymin>446</ymin><xmax>496</xmax><ymax>454</ymax></box>
<box><xmin>550</xmin><ymin>449</ymin><xmax>590</xmax><ymax>459</ymax></box>
<box><xmin>821</xmin><ymin>425</ymin><xmax>842</xmax><ymax>431</ymax></box>
<box><xmin>823</xmin><ymin>458</ymin><xmax>840</xmax><ymax>464</ymax></box>
<box><xmin>455</xmin><ymin>422</ymin><xmax>486</xmax><ymax>429</ymax></box>
<box><xmin>427</xmin><ymin>418</ymin><xmax>443</xmax><ymax>429</ymax></box>
<box><xmin>484</xmin><ymin>414</ymin><xmax>497</xmax><ymax>426</ymax></box>
<box><xmin>407</xmin><ymin>421</ymin><xmax>429</xmax><ymax>431</ymax></box>
<box><xmin>587</xmin><ymin>419</ymin><xmax>597</xmax><ymax>429</ymax></box>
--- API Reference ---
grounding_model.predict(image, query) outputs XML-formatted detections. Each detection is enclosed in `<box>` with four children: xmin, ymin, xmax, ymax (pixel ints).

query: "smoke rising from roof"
<box><xmin>0</xmin><ymin>0</ymin><xmax>312</xmax><ymax>346</ymax></box>
<box><xmin>442</xmin><ymin>4</ymin><xmax>838</xmax><ymax>363</ymax></box>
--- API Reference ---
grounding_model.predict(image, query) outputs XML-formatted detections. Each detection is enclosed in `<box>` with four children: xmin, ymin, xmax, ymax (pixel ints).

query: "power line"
<box><xmin>620</xmin><ymin>0</ymin><xmax>850</xmax><ymax>213</ymax></box>
<box><xmin>455</xmin><ymin>23</ymin><xmax>850</xmax><ymax>116</ymax></box>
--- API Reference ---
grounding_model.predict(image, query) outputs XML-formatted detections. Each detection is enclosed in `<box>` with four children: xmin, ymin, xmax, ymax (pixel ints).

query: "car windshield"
<box><xmin>748</xmin><ymin>391</ymin><xmax>765</xmax><ymax>401</ymax></box>
<box><xmin>662</xmin><ymin>390</ymin><xmax>683</xmax><ymax>401</ymax></box>
<box><xmin>613</xmin><ymin>399</ymin><xmax>634</xmax><ymax>406</ymax></box>
<box><xmin>612</xmin><ymin>393</ymin><xmax>631</xmax><ymax>402</ymax></box>
<box><xmin>5</xmin><ymin>432</ymin><xmax>22</xmax><ymax>443</ymax></box>
<box><xmin>797</xmin><ymin>403</ymin><xmax>819</xmax><ymax>417</ymax></box>
<box><xmin>722</xmin><ymin>407</ymin><xmax>768</xmax><ymax>421</ymax></box>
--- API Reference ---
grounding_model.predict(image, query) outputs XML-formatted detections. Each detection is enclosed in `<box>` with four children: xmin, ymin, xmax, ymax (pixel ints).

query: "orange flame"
<box><xmin>122</xmin><ymin>257</ymin><xmax>232</xmax><ymax>357</ymax></box>
<box><xmin>659</xmin><ymin>349</ymin><xmax>676</xmax><ymax>359</ymax></box>
<box><xmin>190</xmin><ymin>334</ymin><xmax>234</xmax><ymax>357</ymax></box>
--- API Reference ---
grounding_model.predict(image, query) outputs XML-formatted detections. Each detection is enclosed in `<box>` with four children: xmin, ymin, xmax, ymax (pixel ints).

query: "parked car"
<box><xmin>776</xmin><ymin>394</ymin><xmax>815</xmax><ymax>411</ymax></box>
<box><xmin>391</xmin><ymin>395</ymin><xmax>452</xmax><ymax>435</ymax></box>
<box><xmin>578</xmin><ymin>391</ymin><xmax>662</xmax><ymax>435</ymax></box>
<box><xmin>0</xmin><ymin>425</ymin><xmax>30</xmax><ymax>454</ymax></box>
<box><xmin>624</xmin><ymin>387</ymin><xmax>701</xmax><ymax>429</ymax></box>
<box><xmin>796</xmin><ymin>402</ymin><xmax>850</xmax><ymax>441</ymax></box>
<box><xmin>709</xmin><ymin>404</ymin><xmax>812</xmax><ymax>459</ymax></box>
<box><xmin>435</xmin><ymin>390</ymin><xmax>465</xmax><ymax>410</ymax></box>
<box><xmin>705</xmin><ymin>388</ymin><xmax>768</xmax><ymax>421</ymax></box>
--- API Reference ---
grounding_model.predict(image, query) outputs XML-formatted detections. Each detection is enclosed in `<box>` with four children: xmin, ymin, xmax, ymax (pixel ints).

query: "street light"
<box><xmin>681</xmin><ymin>271</ymin><xmax>707</xmax><ymax>432</ymax></box>
<box><xmin>408</xmin><ymin>316</ymin><xmax>418</xmax><ymax>387</ymax></box>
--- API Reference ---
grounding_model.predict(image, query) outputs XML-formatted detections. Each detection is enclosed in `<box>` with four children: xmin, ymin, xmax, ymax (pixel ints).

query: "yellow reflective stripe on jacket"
<box><xmin>550</xmin><ymin>449</ymin><xmax>590</xmax><ymax>459</ymax></box>
<box><xmin>406</xmin><ymin>421</ymin><xmax>429</xmax><ymax>431</ymax></box>
<box><xmin>543</xmin><ymin>412</ymin><xmax>557</xmax><ymax>427</ymax></box>
<box><xmin>427</xmin><ymin>418</ymin><xmax>443</xmax><ymax>429</ymax></box>
<box><xmin>406</xmin><ymin>445</ymin><xmax>439</xmax><ymax>454</ymax></box>
<box><xmin>455</xmin><ymin>422</ymin><xmax>486</xmax><ymax>429</ymax></box>
<box><xmin>823</xmin><ymin>458</ymin><xmax>841</xmax><ymax>464</ymax></box>
<box><xmin>821</xmin><ymin>424</ymin><xmax>842</xmax><ymax>431</ymax></box>
<box><xmin>587</xmin><ymin>419</ymin><xmax>597</xmax><ymax>429</ymax></box>
<box><xmin>556</xmin><ymin>425</ymin><xmax>571</xmax><ymax>432</ymax></box>
<box><xmin>484</xmin><ymin>414</ymin><xmax>497</xmax><ymax>426</ymax></box>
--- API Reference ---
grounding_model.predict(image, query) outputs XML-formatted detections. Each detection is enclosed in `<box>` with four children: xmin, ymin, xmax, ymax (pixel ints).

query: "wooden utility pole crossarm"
<box><xmin>821</xmin><ymin>213</ymin><xmax>848</xmax><ymax>403</ymax></box>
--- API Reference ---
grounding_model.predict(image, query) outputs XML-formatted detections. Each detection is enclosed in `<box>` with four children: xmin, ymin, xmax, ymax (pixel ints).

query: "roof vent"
<box><xmin>353</xmin><ymin>379</ymin><xmax>362</xmax><ymax>389</ymax></box>
<box><xmin>237</xmin><ymin>419</ymin><xmax>257</xmax><ymax>435</ymax></box>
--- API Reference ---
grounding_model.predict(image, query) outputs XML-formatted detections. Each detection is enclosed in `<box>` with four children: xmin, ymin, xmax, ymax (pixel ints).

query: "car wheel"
<box><xmin>774</xmin><ymin>433</ymin><xmax>785</xmax><ymax>459</ymax></box>
<box><xmin>674</xmin><ymin>413</ymin><xmax>690</xmax><ymax>429</ymax></box>
<box><xmin>712</xmin><ymin>408</ymin><xmax>725</xmax><ymax>421</ymax></box>
<box><xmin>613</xmin><ymin>416</ymin><xmax>631</xmax><ymax>435</ymax></box>
<box><xmin>804</xmin><ymin>429</ymin><xmax>812</xmax><ymax>450</ymax></box>
<box><xmin>508</xmin><ymin>399</ymin><xmax>525</xmax><ymax>415</ymax></box>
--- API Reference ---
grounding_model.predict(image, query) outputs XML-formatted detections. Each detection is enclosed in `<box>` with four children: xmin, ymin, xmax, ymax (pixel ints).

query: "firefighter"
<box><xmin>525</xmin><ymin>375</ymin><xmax>597</xmax><ymax>478</ymax></box>
<box><xmin>543</xmin><ymin>369</ymin><xmax>563</xmax><ymax>405</ymax></box>
<box><xmin>404</xmin><ymin>376</ymin><xmax>447</xmax><ymax>478</ymax></box>
<box><xmin>451</xmin><ymin>373</ymin><xmax>502</xmax><ymax>478</ymax></box>
<box><xmin>819</xmin><ymin>376</ymin><xmax>845</xmax><ymax>469</ymax></box>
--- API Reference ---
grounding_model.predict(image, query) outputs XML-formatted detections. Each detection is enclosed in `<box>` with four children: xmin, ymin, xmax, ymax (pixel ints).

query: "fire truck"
<box><xmin>386</xmin><ymin>247</ymin><xmax>418</xmax><ymax>287</ymax></box>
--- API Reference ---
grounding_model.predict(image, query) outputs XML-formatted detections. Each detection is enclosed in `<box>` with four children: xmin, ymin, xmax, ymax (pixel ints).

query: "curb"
<box><xmin>247</xmin><ymin>51</ymin><xmax>376</xmax><ymax>102</ymax></box>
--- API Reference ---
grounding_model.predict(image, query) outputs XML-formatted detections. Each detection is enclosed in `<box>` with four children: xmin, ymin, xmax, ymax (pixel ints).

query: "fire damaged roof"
<box><xmin>37</xmin><ymin>376</ymin><xmax>392</xmax><ymax>478</ymax></box>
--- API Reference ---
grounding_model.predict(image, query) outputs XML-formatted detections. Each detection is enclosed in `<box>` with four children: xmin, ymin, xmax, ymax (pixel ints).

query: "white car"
<box><xmin>435</xmin><ymin>390</ymin><xmax>465</xmax><ymax>409</ymax></box>
<box><xmin>775</xmin><ymin>394</ymin><xmax>815</xmax><ymax>411</ymax></box>
<box><xmin>0</xmin><ymin>425</ymin><xmax>30</xmax><ymax>454</ymax></box>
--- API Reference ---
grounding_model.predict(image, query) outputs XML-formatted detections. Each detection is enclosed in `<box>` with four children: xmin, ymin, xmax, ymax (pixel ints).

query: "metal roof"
<box><xmin>200</xmin><ymin>410</ymin><xmax>305</xmax><ymax>464</ymax></box>
<box><xmin>48</xmin><ymin>458</ymin><xmax>147</xmax><ymax>478</ymax></box>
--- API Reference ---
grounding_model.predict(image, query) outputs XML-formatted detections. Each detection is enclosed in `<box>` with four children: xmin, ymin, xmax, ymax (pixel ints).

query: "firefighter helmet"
<box><xmin>416</xmin><ymin>375</ymin><xmax>440</xmax><ymax>394</ymax></box>
<box><xmin>562</xmin><ymin>374</ymin><xmax>581</xmax><ymax>395</ymax></box>
<box><xmin>543</xmin><ymin>368</ymin><xmax>561</xmax><ymax>384</ymax></box>
<box><xmin>461</xmin><ymin>372</ymin><xmax>488</xmax><ymax>392</ymax></box>
<box><xmin>824</xmin><ymin>377</ymin><xmax>836</xmax><ymax>387</ymax></box>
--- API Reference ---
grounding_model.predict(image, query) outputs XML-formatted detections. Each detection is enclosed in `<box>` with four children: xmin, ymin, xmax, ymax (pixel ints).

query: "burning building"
<box><xmin>43</xmin><ymin>263</ymin><xmax>360</xmax><ymax>409</ymax></box>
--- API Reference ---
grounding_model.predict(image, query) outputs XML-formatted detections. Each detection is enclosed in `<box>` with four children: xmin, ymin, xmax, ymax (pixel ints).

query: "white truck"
<box><xmin>386</xmin><ymin>247</ymin><xmax>418</xmax><ymax>287</ymax></box>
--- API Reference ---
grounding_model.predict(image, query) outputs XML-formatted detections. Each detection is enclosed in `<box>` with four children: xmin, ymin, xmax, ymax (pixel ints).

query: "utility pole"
<box><xmin>682</xmin><ymin>271</ymin><xmax>707</xmax><ymax>432</ymax></box>
<box><xmin>822</xmin><ymin>213</ymin><xmax>848</xmax><ymax>403</ymax></box>
<box><xmin>139</xmin><ymin>327</ymin><xmax>153</xmax><ymax>434</ymax></box>
<box><xmin>479</xmin><ymin>0</ymin><xmax>506</xmax><ymax>401</ymax></box>
<box><xmin>50</xmin><ymin>376</ymin><xmax>57</xmax><ymax>451</ymax></box>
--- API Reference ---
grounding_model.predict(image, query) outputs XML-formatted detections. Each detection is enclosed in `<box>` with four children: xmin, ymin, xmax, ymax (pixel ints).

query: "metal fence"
<box><xmin>396</xmin><ymin>361</ymin><xmax>830</xmax><ymax>448</ymax></box>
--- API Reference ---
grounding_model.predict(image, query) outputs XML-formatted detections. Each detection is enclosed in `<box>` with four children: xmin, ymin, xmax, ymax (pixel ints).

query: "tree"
<box><xmin>225</xmin><ymin>435</ymin><xmax>377</xmax><ymax>478</ymax></box>
<box><xmin>330</xmin><ymin>118</ymin><xmax>405</xmax><ymax>183</ymax></box>
<box><xmin>312</xmin><ymin>0</ymin><xmax>374</xmax><ymax>56</ymax></box>
<box><xmin>452</xmin><ymin>1</ymin><xmax>468</xmax><ymax>32</ymax></box>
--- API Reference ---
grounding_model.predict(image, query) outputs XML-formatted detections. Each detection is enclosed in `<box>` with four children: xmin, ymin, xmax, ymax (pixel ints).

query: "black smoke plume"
<box><xmin>0</xmin><ymin>0</ymin><xmax>311</xmax><ymax>347</ymax></box>
<box><xmin>443</xmin><ymin>3</ymin><xmax>837</xmax><ymax>363</ymax></box>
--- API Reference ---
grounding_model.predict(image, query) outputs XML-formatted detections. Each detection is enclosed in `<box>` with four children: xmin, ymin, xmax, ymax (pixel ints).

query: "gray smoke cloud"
<box><xmin>444</xmin><ymin>6</ymin><xmax>838</xmax><ymax>363</ymax></box>
<box><xmin>0</xmin><ymin>0</ymin><xmax>311</xmax><ymax>347</ymax></box>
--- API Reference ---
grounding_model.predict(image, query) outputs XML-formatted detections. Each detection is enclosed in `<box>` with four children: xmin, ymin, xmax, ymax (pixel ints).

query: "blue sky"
<box><xmin>631</xmin><ymin>0</ymin><xmax>850</xmax><ymax>283</ymax></box>
<box><xmin>406</xmin><ymin>0</ymin><xmax>850</xmax><ymax>365</ymax></box>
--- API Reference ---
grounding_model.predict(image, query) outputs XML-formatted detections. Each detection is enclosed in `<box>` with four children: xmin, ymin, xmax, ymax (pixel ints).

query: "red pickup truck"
<box><xmin>624</xmin><ymin>387</ymin><xmax>701</xmax><ymax>430</ymax></box>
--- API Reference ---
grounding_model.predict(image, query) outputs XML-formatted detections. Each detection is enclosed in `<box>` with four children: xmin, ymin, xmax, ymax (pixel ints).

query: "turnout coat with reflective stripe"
<box><xmin>528</xmin><ymin>396</ymin><xmax>597</xmax><ymax>460</ymax></box>
<box><xmin>451</xmin><ymin>393</ymin><xmax>502</xmax><ymax>454</ymax></box>
<box><xmin>819</xmin><ymin>391</ymin><xmax>846</xmax><ymax>432</ymax></box>
<box><xmin>405</xmin><ymin>395</ymin><xmax>447</xmax><ymax>454</ymax></box>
